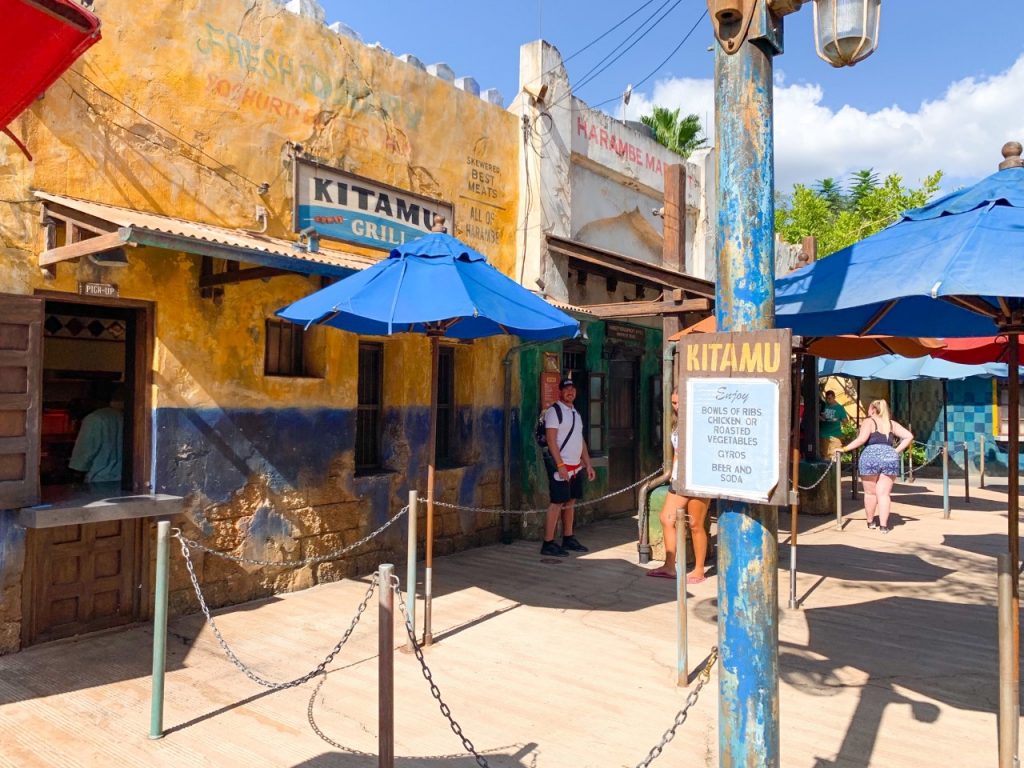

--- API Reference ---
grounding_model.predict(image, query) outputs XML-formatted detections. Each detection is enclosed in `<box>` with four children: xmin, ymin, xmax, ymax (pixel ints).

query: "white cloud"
<box><xmin>620</xmin><ymin>52</ymin><xmax>1024</xmax><ymax>192</ymax></box>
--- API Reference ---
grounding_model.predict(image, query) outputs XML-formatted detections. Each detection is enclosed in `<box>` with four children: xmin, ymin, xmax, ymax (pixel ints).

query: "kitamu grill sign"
<box><xmin>294</xmin><ymin>158</ymin><xmax>454</xmax><ymax>251</ymax></box>
<box><xmin>675</xmin><ymin>329</ymin><xmax>792</xmax><ymax>506</ymax></box>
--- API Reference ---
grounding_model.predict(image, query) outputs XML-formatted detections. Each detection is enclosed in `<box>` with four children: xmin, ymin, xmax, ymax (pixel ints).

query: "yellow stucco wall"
<box><xmin>0</xmin><ymin>0</ymin><xmax>519</xmax><ymax>411</ymax></box>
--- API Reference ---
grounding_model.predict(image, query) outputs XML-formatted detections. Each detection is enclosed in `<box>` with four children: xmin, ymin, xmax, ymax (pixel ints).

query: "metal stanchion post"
<box><xmin>149</xmin><ymin>520</ymin><xmax>170</xmax><ymax>740</ymax></box>
<box><xmin>899</xmin><ymin>451</ymin><xmax>905</xmax><ymax>482</ymax></box>
<box><xmin>942</xmin><ymin>442</ymin><xmax>951</xmax><ymax>519</ymax></box>
<box><xmin>997</xmin><ymin>554</ymin><xmax>1019</xmax><ymax>768</ymax></box>
<box><xmin>979</xmin><ymin>434</ymin><xmax>986</xmax><ymax>489</ymax></box>
<box><xmin>675</xmin><ymin>506</ymin><xmax>688</xmax><ymax>686</ymax></box>
<box><xmin>834</xmin><ymin>451</ymin><xmax>843</xmax><ymax>531</ymax></box>
<box><xmin>378</xmin><ymin>564</ymin><xmax>395</xmax><ymax>768</ymax></box>
<box><xmin>963</xmin><ymin>442</ymin><xmax>971</xmax><ymax>503</ymax></box>
<box><xmin>908</xmin><ymin>446</ymin><xmax>915</xmax><ymax>483</ymax></box>
<box><xmin>405</xmin><ymin>491</ymin><xmax>418</xmax><ymax>652</ymax></box>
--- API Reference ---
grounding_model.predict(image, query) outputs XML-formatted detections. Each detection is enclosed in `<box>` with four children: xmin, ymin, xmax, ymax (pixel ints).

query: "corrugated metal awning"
<box><xmin>34</xmin><ymin>192</ymin><xmax>376</xmax><ymax>277</ymax></box>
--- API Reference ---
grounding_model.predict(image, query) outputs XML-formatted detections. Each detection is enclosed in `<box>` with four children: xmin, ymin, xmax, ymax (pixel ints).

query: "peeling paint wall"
<box><xmin>0</xmin><ymin>0</ymin><xmax>518</xmax><ymax>650</ymax></box>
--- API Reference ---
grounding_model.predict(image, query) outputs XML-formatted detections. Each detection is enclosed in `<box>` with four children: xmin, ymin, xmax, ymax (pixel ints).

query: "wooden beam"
<box><xmin>583</xmin><ymin>296</ymin><xmax>711</xmax><ymax>319</ymax></box>
<box><xmin>662</xmin><ymin>163</ymin><xmax>687</xmax><ymax>338</ymax></box>
<box><xmin>199</xmin><ymin>266</ymin><xmax>295</xmax><ymax>288</ymax></box>
<box><xmin>39</xmin><ymin>230</ymin><xmax>129</xmax><ymax>266</ymax></box>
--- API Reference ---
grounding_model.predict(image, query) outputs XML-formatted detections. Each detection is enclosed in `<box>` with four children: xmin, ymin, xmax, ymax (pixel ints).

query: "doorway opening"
<box><xmin>40</xmin><ymin>299</ymin><xmax>144</xmax><ymax>499</ymax></box>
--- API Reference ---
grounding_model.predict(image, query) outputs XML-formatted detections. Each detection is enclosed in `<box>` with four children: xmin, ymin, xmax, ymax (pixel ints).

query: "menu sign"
<box><xmin>675</xmin><ymin>329</ymin><xmax>791</xmax><ymax>505</ymax></box>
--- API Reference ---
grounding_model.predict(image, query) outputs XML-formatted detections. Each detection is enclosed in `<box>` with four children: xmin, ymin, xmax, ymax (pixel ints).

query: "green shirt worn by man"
<box><xmin>69</xmin><ymin>406</ymin><xmax>124</xmax><ymax>484</ymax></box>
<box><xmin>819</xmin><ymin>402</ymin><xmax>849</xmax><ymax>439</ymax></box>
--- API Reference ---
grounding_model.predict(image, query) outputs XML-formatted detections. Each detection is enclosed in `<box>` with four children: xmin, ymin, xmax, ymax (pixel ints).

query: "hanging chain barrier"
<box><xmin>176</xmin><ymin>505</ymin><xmax>409</xmax><ymax>568</ymax></box>
<box><xmin>796</xmin><ymin>454</ymin><xmax>837</xmax><ymax>491</ymax></box>
<box><xmin>634</xmin><ymin>646</ymin><xmax>719</xmax><ymax>768</ymax></box>
<box><xmin>391</xmin><ymin>574</ymin><xmax>493</xmax><ymax>768</ymax></box>
<box><xmin>433</xmin><ymin>467</ymin><xmax>666</xmax><ymax>517</ymax></box>
<box><xmin>912</xmin><ymin>440</ymin><xmax>947</xmax><ymax>469</ymax></box>
<box><xmin>175</xmin><ymin>529</ymin><xmax>378</xmax><ymax>689</ymax></box>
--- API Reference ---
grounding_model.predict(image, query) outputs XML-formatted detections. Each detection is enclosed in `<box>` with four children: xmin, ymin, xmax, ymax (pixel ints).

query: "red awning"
<box><xmin>2</xmin><ymin>0</ymin><xmax>101</xmax><ymax>131</ymax></box>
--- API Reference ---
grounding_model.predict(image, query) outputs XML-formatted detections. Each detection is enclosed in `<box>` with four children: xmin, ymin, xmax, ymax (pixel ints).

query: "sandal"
<box><xmin>646</xmin><ymin>569</ymin><xmax>676</xmax><ymax>579</ymax></box>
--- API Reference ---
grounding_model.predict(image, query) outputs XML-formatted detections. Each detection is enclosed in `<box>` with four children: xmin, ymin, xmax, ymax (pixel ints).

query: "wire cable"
<box><xmin>589</xmin><ymin>8</ymin><xmax>709</xmax><ymax>112</ymax></box>
<box><xmin>65</xmin><ymin>68</ymin><xmax>265</xmax><ymax>190</ymax></box>
<box><xmin>551</xmin><ymin>0</ymin><xmax>684</xmax><ymax>108</ymax></box>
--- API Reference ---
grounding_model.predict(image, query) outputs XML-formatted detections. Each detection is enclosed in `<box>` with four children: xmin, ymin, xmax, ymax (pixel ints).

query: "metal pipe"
<box><xmin>378</xmin><ymin>563</ymin><xmax>395</xmax><ymax>768</ymax></box>
<box><xmin>149</xmin><ymin>520</ymin><xmax>170</xmax><ymax>740</ymax></box>
<box><xmin>638</xmin><ymin>341</ymin><xmax>677</xmax><ymax>564</ymax></box>
<box><xmin>963</xmin><ymin>442</ymin><xmax>970</xmax><ymax>503</ymax></box>
<box><xmin>899</xmin><ymin>451</ymin><xmax>905</xmax><ymax>482</ymax></box>
<box><xmin>675</xmin><ymin>506</ymin><xmax>688</xmax><ymax>686</ymax></box>
<box><xmin>405</xmin><ymin>491</ymin><xmax>418</xmax><ymax>652</ymax></box>
<box><xmin>835</xmin><ymin>450</ymin><xmax>843</xmax><ymax>531</ymax></box>
<box><xmin>1007</xmin><ymin>334</ymin><xmax>1020</xmax><ymax>722</ymax></box>
<box><xmin>997</xmin><ymin>553</ymin><xmax>1019</xmax><ymax>768</ymax></box>
<box><xmin>979</xmin><ymin>434</ymin><xmax>986</xmax><ymax>489</ymax></box>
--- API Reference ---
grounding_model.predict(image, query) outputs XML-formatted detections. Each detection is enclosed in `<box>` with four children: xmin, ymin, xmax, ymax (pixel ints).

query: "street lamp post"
<box><xmin>707</xmin><ymin>1</ymin><xmax>880</xmax><ymax>765</ymax></box>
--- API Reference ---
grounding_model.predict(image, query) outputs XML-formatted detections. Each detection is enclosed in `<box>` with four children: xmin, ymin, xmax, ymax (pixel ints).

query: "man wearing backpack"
<box><xmin>541</xmin><ymin>377</ymin><xmax>596</xmax><ymax>557</ymax></box>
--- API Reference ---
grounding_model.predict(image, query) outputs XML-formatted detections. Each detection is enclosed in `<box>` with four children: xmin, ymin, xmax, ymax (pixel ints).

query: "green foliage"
<box><xmin>641</xmin><ymin>106</ymin><xmax>708</xmax><ymax>159</ymax></box>
<box><xmin>777</xmin><ymin>168</ymin><xmax>944</xmax><ymax>258</ymax></box>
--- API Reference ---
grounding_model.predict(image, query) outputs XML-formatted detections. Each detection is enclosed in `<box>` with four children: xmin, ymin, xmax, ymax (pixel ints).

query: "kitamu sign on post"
<box><xmin>294</xmin><ymin>158</ymin><xmax>455</xmax><ymax>251</ymax></box>
<box><xmin>675</xmin><ymin>329</ymin><xmax>792</xmax><ymax>506</ymax></box>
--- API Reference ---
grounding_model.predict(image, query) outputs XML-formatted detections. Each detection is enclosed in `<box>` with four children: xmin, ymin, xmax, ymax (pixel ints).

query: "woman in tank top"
<box><xmin>839</xmin><ymin>399</ymin><xmax>913</xmax><ymax>533</ymax></box>
<box><xmin>648</xmin><ymin>391</ymin><xmax>711</xmax><ymax>582</ymax></box>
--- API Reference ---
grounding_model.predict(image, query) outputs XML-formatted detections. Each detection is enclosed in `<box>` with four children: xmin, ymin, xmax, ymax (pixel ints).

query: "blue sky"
<box><xmin>319</xmin><ymin>0</ymin><xmax>1023</xmax><ymax>190</ymax></box>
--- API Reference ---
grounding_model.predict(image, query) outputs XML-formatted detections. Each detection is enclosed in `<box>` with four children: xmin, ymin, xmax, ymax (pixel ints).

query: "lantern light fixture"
<box><xmin>812</xmin><ymin>0</ymin><xmax>881</xmax><ymax>68</ymax></box>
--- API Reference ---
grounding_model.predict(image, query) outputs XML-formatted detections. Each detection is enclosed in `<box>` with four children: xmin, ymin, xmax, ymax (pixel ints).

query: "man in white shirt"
<box><xmin>541</xmin><ymin>377</ymin><xmax>596</xmax><ymax>557</ymax></box>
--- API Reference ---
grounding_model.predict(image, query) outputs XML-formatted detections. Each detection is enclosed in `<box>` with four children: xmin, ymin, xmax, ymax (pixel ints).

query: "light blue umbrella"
<box><xmin>819</xmin><ymin>355</ymin><xmax>1017</xmax><ymax>381</ymax></box>
<box><xmin>278</xmin><ymin>230</ymin><xmax>579</xmax><ymax>644</ymax></box>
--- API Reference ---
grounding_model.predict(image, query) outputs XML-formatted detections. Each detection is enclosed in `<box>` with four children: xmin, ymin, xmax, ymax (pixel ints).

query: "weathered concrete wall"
<box><xmin>0</xmin><ymin>0</ymin><xmax>519</xmax><ymax>649</ymax></box>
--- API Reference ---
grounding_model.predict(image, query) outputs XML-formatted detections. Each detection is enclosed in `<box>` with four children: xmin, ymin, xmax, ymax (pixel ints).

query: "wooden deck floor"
<box><xmin>0</xmin><ymin>476</ymin><xmax>1020</xmax><ymax>767</ymax></box>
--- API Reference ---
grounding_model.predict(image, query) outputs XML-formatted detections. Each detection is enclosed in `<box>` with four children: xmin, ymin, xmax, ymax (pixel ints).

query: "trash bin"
<box><xmin>798</xmin><ymin>460</ymin><xmax>838</xmax><ymax>516</ymax></box>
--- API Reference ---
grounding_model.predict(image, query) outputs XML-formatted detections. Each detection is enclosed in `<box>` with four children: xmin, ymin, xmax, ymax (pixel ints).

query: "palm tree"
<box><xmin>848</xmin><ymin>168</ymin><xmax>880</xmax><ymax>207</ymax></box>
<box><xmin>814</xmin><ymin>177</ymin><xmax>846</xmax><ymax>213</ymax></box>
<box><xmin>641</xmin><ymin>107</ymin><xmax>708</xmax><ymax>158</ymax></box>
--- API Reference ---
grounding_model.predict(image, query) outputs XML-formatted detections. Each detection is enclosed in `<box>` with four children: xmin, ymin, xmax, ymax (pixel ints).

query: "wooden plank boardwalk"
<box><xmin>0</xmin><ymin>476</ymin><xmax>1020</xmax><ymax>767</ymax></box>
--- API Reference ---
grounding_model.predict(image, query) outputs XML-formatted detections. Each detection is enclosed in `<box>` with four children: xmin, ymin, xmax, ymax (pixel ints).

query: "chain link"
<box><xmin>432</xmin><ymin>467</ymin><xmax>666</xmax><ymax>516</ymax></box>
<box><xmin>634</xmin><ymin>647</ymin><xmax>719</xmax><ymax>768</ymax></box>
<box><xmin>177</xmin><ymin>534</ymin><xmax>378</xmax><ymax>689</ymax></box>
<box><xmin>390</xmin><ymin>575</ymin><xmax>491</xmax><ymax>768</ymax></box>
<box><xmin>796</xmin><ymin>454</ymin><xmax>837</xmax><ymax>491</ymax></box>
<box><xmin>176</xmin><ymin>506</ymin><xmax>408</xmax><ymax>568</ymax></box>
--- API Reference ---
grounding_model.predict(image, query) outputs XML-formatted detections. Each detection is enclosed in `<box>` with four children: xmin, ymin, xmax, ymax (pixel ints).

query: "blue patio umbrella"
<box><xmin>278</xmin><ymin>230</ymin><xmax>579</xmax><ymax>644</ymax></box>
<box><xmin>779</xmin><ymin>146</ymin><xmax>1024</xmax><ymax>703</ymax></box>
<box><xmin>776</xmin><ymin>164</ymin><xmax>1024</xmax><ymax>339</ymax></box>
<box><xmin>819</xmin><ymin>355</ymin><xmax>1016</xmax><ymax>381</ymax></box>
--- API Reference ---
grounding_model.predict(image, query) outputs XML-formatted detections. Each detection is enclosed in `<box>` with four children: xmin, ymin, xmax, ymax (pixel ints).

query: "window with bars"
<box><xmin>356</xmin><ymin>342</ymin><xmax>383</xmax><ymax>472</ymax></box>
<box><xmin>435</xmin><ymin>346</ymin><xmax>455</xmax><ymax>465</ymax></box>
<box><xmin>562</xmin><ymin>344</ymin><xmax>600</xmax><ymax>451</ymax></box>
<box><xmin>264</xmin><ymin>319</ymin><xmax>311</xmax><ymax>376</ymax></box>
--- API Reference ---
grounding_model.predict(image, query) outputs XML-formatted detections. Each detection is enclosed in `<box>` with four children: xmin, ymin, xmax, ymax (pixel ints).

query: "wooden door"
<box><xmin>0</xmin><ymin>295</ymin><xmax>42</xmax><ymax>509</ymax></box>
<box><xmin>25</xmin><ymin>519</ymin><xmax>140</xmax><ymax>645</ymax></box>
<box><xmin>607</xmin><ymin>359</ymin><xmax>638</xmax><ymax>514</ymax></box>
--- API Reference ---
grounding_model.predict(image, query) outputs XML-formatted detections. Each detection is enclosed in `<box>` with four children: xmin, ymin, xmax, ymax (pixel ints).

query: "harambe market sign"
<box><xmin>294</xmin><ymin>158</ymin><xmax>454</xmax><ymax>251</ymax></box>
<box><xmin>676</xmin><ymin>329</ymin><xmax>792</xmax><ymax>506</ymax></box>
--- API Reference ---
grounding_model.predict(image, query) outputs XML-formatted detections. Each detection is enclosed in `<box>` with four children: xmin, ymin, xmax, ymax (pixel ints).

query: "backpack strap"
<box><xmin>559</xmin><ymin>410</ymin><xmax>576</xmax><ymax>453</ymax></box>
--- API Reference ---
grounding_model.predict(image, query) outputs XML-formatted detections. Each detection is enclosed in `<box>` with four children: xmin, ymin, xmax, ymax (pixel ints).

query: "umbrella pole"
<box><xmin>851</xmin><ymin>379</ymin><xmax>861</xmax><ymax>500</ymax></box>
<box><xmin>789</xmin><ymin>351</ymin><xmax>802</xmax><ymax>610</ymax></box>
<box><xmin>1007</xmin><ymin>333</ymin><xmax>1020</xmax><ymax>762</ymax></box>
<box><xmin>423</xmin><ymin>335</ymin><xmax>440</xmax><ymax>646</ymax></box>
<box><xmin>943</xmin><ymin>380</ymin><xmax>951</xmax><ymax>519</ymax></box>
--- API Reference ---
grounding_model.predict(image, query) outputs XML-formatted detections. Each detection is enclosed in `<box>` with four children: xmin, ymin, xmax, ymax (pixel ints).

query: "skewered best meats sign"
<box><xmin>294</xmin><ymin>159</ymin><xmax>454</xmax><ymax>251</ymax></box>
<box><xmin>675</xmin><ymin>329</ymin><xmax>792</xmax><ymax>506</ymax></box>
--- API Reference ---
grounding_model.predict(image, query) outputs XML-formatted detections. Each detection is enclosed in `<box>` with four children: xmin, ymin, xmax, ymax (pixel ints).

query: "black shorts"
<box><xmin>548</xmin><ymin>469</ymin><xmax>584</xmax><ymax>504</ymax></box>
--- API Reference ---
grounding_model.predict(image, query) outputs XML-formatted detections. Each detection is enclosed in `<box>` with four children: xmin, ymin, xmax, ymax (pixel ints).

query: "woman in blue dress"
<box><xmin>839</xmin><ymin>399</ymin><xmax>913</xmax><ymax>533</ymax></box>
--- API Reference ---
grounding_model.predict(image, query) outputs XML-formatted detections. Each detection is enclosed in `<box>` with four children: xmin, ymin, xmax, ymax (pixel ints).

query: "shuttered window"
<box><xmin>356</xmin><ymin>342</ymin><xmax>383</xmax><ymax>471</ymax></box>
<box><xmin>0</xmin><ymin>294</ymin><xmax>43</xmax><ymax>509</ymax></box>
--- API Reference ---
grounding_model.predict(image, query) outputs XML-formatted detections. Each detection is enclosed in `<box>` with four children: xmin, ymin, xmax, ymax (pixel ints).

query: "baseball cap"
<box><xmin>558</xmin><ymin>377</ymin><xmax>575</xmax><ymax>389</ymax></box>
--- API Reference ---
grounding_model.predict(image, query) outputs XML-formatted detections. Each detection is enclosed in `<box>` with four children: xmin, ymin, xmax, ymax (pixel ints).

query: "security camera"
<box><xmin>299</xmin><ymin>226</ymin><xmax>318</xmax><ymax>239</ymax></box>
